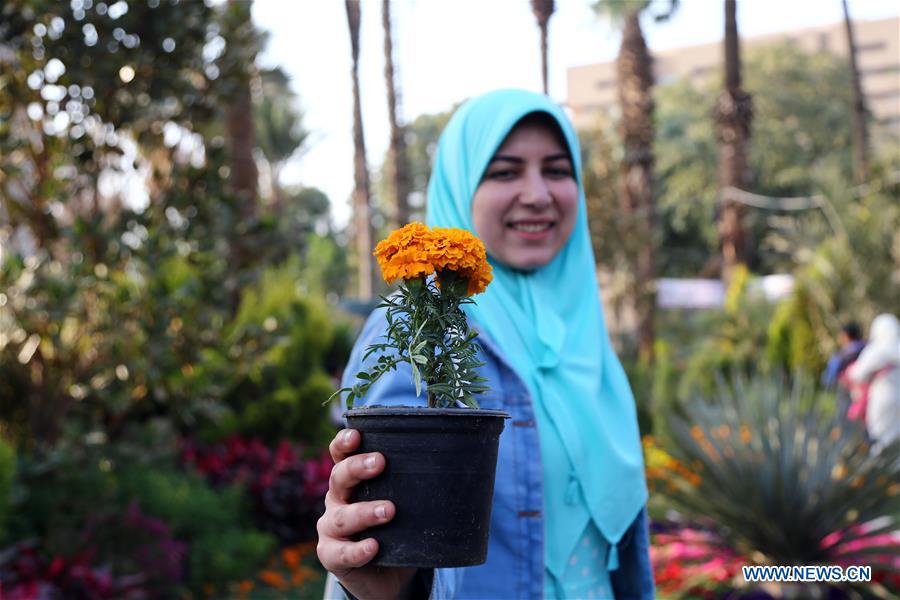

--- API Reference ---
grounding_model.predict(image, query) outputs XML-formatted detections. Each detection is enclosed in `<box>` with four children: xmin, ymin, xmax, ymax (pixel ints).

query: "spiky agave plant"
<box><xmin>653</xmin><ymin>374</ymin><xmax>900</xmax><ymax>598</ymax></box>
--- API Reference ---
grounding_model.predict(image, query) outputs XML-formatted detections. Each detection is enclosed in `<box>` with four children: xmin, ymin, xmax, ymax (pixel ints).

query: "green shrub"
<box><xmin>654</xmin><ymin>374</ymin><xmax>899</xmax><ymax>597</ymax></box>
<box><xmin>8</xmin><ymin>442</ymin><xmax>275</xmax><ymax>596</ymax></box>
<box><xmin>0</xmin><ymin>437</ymin><xmax>13</xmax><ymax>541</ymax></box>
<box><xmin>197</xmin><ymin>260</ymin><xmax>349</xmax><ymax>448</ymax></box>
<box><xmin>117</xmin><ymin>465</ymin><xmax>275</xmax><ymax>592</ymax></box>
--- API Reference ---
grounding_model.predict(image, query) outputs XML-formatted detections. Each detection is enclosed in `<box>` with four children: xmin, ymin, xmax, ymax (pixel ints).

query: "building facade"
<box><xmin>567</xmin><ymin>17</ymin><xmax>899</xmax><ymax>132</ymax></box>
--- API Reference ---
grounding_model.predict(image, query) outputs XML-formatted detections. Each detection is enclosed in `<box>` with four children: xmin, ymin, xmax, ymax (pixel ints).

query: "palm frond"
<box><xmin>652</xmin><ymin>374</ymin><xmax>900</xmax><ymax>593</ymax></box>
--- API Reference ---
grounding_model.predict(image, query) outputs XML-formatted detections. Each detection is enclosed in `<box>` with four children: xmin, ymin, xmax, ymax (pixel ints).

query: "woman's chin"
<box><xmin>505</xmin><ymin>250</ymin><xmax>555</xmax><ymax>272</ymax></box>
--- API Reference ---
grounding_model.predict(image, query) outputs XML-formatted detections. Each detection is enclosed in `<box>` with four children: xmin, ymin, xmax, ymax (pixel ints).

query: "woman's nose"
<box><xmin>519</xmin><ymin>171</ymin><xmax>551</xmax><ymax>208</ymax></box>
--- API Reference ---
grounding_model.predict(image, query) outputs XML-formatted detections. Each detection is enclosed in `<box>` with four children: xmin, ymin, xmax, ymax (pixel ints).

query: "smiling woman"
<box><xmin>318</xmin><ymin>89</ymin><xmax>653</xmax><ymax>600</ymax></box>
<box><xmin>472</xmin><ymin>112</ymin><xmax>578</xmax><ymax>271</ymax></box>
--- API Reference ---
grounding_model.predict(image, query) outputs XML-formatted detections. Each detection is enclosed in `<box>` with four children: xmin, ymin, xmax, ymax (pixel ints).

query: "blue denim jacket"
<box><xmin>341</xmin><ymin>309</ymin><xmax>655</xmax><ymax>599</ymax></box>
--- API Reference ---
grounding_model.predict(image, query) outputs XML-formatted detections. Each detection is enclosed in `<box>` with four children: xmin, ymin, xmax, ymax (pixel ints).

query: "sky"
<box><xmin>251</xmin><ymin>0</ymin><xmax>899</xmax><ymax>228</ymax></box>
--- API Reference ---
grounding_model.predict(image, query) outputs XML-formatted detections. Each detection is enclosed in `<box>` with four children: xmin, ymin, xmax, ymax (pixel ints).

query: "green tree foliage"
<box><xmin>586</xmin><ymin>43</ymin><xmax>861</xmax><ymax>278</ymax></box>
<box><xmin>0</xmin><ymin>1</ymin><xmax>347</xmax><ymax>446</ymax></box>
<box><xmin>0</xmin><ymin>2</ymin><xmax>348</xmax><ymax>593</ymax></box>
<box><xmin>765</xmin><ymin>171</ymin><xmax>900</xmax><ymax>371</ymax></box>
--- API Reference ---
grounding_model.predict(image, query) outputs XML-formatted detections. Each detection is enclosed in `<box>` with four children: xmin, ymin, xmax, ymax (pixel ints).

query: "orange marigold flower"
<box><xmin>237</xmin><ymin>580</ymin><xmax>254</xmax><ymax>594</ymax></box>
<box><xmin>259</xmin><ymin>569</ymin><xmax>288</xmax><ymax>590</ymax></box>
<box><xmin>282</xmin><ymin>547</ymin><xmax>302</xmax><ymax>570</ymax></box>
<box><xmin>291</xmin><ymin>566</ymin><xmax>318</xmax><ymax>586</ymax></box>
<box><xmin>373</xmin><ymin>223</ymin><xmax>493</xmax><ymax>296</ymax></box>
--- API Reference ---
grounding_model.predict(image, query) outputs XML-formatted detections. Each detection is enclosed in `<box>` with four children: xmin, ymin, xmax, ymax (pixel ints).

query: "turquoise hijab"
<box><xmin>426</xmin><ymin>89</ymin><xmax>647</xmax><ymax>577</ymax></box>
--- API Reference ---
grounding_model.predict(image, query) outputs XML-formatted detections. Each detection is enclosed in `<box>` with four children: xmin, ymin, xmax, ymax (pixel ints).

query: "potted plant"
<box><xmin>334</xmin><ymin>222</ymin><xmax>509</xmax><ymax>568</ymax></box>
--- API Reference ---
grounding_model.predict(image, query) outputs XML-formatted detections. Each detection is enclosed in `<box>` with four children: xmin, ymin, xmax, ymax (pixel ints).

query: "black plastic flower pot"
<box><xmin>344</xmin><ymin>406</ymin><xmax>509</xmax><ymax>568</ymax></box>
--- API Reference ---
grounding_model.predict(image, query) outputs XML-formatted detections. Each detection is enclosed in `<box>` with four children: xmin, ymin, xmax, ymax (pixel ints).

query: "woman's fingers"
<box><xmin>327</xmin><ymin>451</ymin><xmax>385</xmax><ymax>503</ymax></box>
<box><xmin>317</xmin><ymin>536</ymin><xmax>380</xmax><ymax>573</ymax></box>
<box><xmin>318</xmin><ymin>430</ymin><xmax>398</xmax><ymax>579</ymax></box>
<box><xmin>317</xmin><ymin>501</ymin><xmax>395</xmax><ymax>574</ymax></box>
<box><xmin>319</xmin><ymin>500</ymin><xmax>396</xmax><ymax>538</ymax></box>
<box><xmin>329</xmin><ymin>428</ymin><xmax>360</xmax><ymax>463</ymax></box>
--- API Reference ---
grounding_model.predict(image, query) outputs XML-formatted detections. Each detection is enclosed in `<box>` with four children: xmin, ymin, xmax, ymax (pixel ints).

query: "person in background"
<box><xmin>846</xmin><ymin>314</ymin><xmax>900</xmax><ymax>455</ymax></box>
<box><xmin>823</xmin><ymin>322</ymin><xmax>865</xmax><ymax>418</ymax></box>
<box><xmin>316</xmin><ymin>89</ymin><xmax>653</xmax><ymax>599</ymax></box>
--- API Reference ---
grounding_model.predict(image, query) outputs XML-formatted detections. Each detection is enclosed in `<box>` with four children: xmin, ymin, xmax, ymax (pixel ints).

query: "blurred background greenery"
<box><xmin>1</xmin><ymin>0</ymin><xmax>898</xmax><ymax>598</ymax></box>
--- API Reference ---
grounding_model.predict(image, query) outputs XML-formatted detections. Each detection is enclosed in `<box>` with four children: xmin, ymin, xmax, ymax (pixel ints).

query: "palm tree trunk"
<box><xmin>842</xmin><ymin>0</ymin><xmax>869</xmax><ymax>185</ymax></box>
<box><xmin>383</xmin><ymin>0</ymin><xmax>410</xmax><ymax>228</ymax></box>
<box><xmin>220</xmin><ymin>1</ymin><xmax>260</xmax><ymax>312</ymax></box>
<box><xmin>346</xmin><ymin>0</ymin><xmax>374</xmax><ymax>299</ymax></box>
<box><xmin>616</xmin><ymin>10</ymin><xmax>656</xmax><ymax>362</ymax></box>
<box><xmin>715</xmin><ymin>0</ymin><xmax>752</xmax><ymax>283</ymax></box>
<box><xmin>227</xmin><ymin>88</ymin><xmax>259</xmax><ymax>215</ymax></box>
<box><xmin>531</xmin><ymin>0</ymin><xmax>554</xmax><ymax>95</ymax></box>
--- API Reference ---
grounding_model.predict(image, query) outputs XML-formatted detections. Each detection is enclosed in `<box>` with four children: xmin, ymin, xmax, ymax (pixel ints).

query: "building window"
<box><xmin>595</xmin><ymin>79</ymin><xmax>615</xmax><ymax>90</ymax></box>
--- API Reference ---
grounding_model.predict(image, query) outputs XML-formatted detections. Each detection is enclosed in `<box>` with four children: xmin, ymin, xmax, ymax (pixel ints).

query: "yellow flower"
<box><xmin>373</xmin><ymin>222</ymin><xmax>493</xmax><ymax>296</ymax></box>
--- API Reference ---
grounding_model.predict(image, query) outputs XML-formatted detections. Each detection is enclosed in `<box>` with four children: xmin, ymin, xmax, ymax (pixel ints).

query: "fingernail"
<box><xmin>364</xmin><ymin>540</ymin><xmax>375</xmax><ymax>553</ymax></box>
<box><xmin>364</xmin><ymin>456</ymin><xmax>376</xmax><ymax>469</ymax></box>
<box><xmin>343</xmin><ymin>430</ymin><xmax>353</xmax><ymax>444</ymax></box>
<box><xmin>375</xmin><ymin>505</ymin><xmax>386</xmax><ymax>519</ymax></box>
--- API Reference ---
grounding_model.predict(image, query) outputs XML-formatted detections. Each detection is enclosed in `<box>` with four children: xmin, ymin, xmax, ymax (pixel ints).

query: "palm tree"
<box><xmin>714</xmin><ymin>0</ymin><xmax>753</xmax><ymax>283</ymax></box>
<box><xmin>345</xmin><ymin>0</ymin><xmax>374</xmax><ymax>299</ymax></box>
<box><xmin>530</xmin><ymin>0</ymin><xmax>555</xmax><ymax>95</ymax></box>
<box><xmin>216</xmin><ymin>0</ymin><xmax>264</xmax><ymax>312</ymax></box>
<box><xmin>842</xmin><ymin>0</ymin><xmax>869</xmax><ymax>184</ymax></box>
<box><xmin>382</xmin><ymin>0</ymin><xmax>410</xmax><ymax>227</ymax></box>
<box><xmin>220</xmin><ymin>1</ymin><xmax>261</xmax><ymax>216</ymax></box>
<box><xmin>593</xmin><ymin>0</ymin><xmax>677</xmax><ymax>362</ymax></box>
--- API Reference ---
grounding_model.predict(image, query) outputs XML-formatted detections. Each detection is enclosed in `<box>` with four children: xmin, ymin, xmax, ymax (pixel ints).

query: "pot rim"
<box><xmin>344</xmin><ymin>405</ymin><xmax>509</xmax><ymax>419</ymax></box>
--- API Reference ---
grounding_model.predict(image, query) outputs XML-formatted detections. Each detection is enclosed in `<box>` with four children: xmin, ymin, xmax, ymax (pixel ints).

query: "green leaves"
<box><xmin>653</xmin><ymin>374</ymin><xmax>900</xmax><ymax>581</ymax></box>
<box><xmin>338</xmin><ymin>277</ymin><xmax>489</xmax><ymax>409</ymax></box>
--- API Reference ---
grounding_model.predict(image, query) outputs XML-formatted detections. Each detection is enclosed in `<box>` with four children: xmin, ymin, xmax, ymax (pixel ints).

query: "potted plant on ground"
<box><xmin>333</xmin><ymin>222</ymin><xmax>508</xmax><ymax>568</ymax></box>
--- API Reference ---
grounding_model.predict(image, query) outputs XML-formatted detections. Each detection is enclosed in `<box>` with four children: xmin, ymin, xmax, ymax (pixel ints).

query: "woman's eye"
<box><xmin>486</xmin><ymin>169</ymin><xmax>517</xmax><ymax>180</ymax></box>
<box><xmin>544</xmin><ymin>166</ymin><xmax>573</xmax><ymax>178</ymax></box>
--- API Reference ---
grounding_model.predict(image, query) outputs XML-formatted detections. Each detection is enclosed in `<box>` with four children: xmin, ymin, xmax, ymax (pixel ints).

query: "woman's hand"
<box><xmin>316</xmin><ymin>429</ymin><xmax>417</xmax><ymax>599</ymax></box>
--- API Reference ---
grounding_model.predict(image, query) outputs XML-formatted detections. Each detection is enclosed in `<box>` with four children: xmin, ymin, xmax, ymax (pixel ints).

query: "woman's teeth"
<box><xmin>510</xmin><ymin>223</ymin><xmax>552</xmax><ymax>232</ymax></box>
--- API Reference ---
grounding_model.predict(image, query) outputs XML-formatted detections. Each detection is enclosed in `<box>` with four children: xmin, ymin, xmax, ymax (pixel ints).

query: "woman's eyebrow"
<box><xmin>488</xmin><ymin>153</ymin><xmax>570</xmax><ymax>164</ymax></box>
<box><xmin>488</xmin><ymin>155</ymin><xmax>524</xmax><ymax>164</ymax></box>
